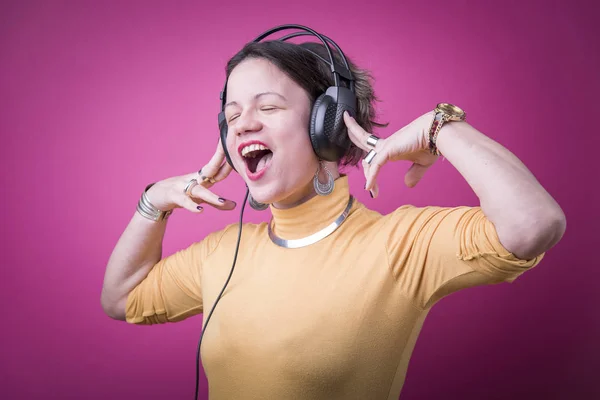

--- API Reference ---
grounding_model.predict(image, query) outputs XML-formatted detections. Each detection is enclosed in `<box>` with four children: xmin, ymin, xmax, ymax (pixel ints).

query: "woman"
<box><xmin>101</xmin><ymin>29</ymin><xmax>566</xmax><ymax>399</ymax></box>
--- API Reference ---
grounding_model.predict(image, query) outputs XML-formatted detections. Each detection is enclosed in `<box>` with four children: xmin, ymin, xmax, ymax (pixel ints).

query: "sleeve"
<box><xmin>125</xmin><ymin>229</ymin><xmax>226</xmax><ymax>325</ymax></box>
<box><xmin>383</xmin><ymin>205</ymin><xmax>545</xmax><ymax>310</ymax></box>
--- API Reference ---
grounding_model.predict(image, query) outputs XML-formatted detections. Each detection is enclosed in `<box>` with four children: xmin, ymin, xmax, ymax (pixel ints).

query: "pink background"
<box><xmin>1</xmin><ymin>0</ymin><xmax>598</xmax><ymax>399</ymax></box>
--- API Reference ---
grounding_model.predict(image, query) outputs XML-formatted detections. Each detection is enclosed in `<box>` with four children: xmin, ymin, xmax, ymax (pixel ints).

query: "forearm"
<box><xmin>435</xmin><ymin>121</ymin><xmax>566</xmax><ymax>259</ymax></box>
<box><xmin>101</xmin><ymin>212</ymin><xmax>167</xmax><ymax>320</ymax></box>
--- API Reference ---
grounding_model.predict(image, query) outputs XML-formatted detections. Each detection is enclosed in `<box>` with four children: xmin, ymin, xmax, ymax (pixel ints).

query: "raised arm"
<box><xmin>343</xmin><ymin>109</ymin><xmax>566</xmax><ymax>260</ymax></box>
<box><xmin>434</xmin><ymin>117</ymin><xmax>566</xmax><ymax>259</ymax></box>
<box><xmin>101</xmin><ymin>141</ymin><xmax>235</xmax><ymax>320</ymax></box>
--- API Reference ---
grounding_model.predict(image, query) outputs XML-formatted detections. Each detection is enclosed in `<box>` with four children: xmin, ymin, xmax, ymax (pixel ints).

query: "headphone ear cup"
<box><xmin>309</xmin><ymin>93</ymin><xmax>348</xmax><ymax>162</ymax></box>
<box><xmin>218</xmin><ymin>111</ymin><xmax>236</xmax><ymax>171</ymax></box>
<box><xmin>309</xmin><ymin>93</ymin><xmax>327</xmax><ymax>158</ymax></box>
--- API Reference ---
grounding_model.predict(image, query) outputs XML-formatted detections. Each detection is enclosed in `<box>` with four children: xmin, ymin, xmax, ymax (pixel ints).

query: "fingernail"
<box><xmin>344</xmin><ymin>111</ymin><xmax>348</xmax><ymax>117</ymax></box>
<box><xmin>364</xmin><ymin>183</ymin><xmax>367</xmax><ymax>190</ymax></box>
<box><xmin>218</xmin><ymin>198</ymin><xmax>226</xmax><ymax>203</ymax></box>
<box><xmin>197</xmin><ymin>206</ymin><xmax>203</xmax><ymax>211</ymax></box>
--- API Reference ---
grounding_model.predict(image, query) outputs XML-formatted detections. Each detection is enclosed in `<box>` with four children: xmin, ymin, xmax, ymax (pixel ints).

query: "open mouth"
<box><xmin>241</xmin><ymin>143</ymin><xmax>273</xmax><ymax>174</ymax></box>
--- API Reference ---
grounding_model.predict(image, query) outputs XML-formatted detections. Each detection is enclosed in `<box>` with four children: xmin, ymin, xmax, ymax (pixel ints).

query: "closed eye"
<box><xmin>228</xmin><ymin>107</ymin><xmax>279</xmax><ymax>123</ymax></box>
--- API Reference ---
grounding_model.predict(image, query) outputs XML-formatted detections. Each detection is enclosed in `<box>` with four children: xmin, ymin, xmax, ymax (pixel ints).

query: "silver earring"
<box><xmin>248</xmin><ymin>194</ymin><xmax>269</xmax><ymax>211</ymax></box>
<box><xmin>314</xmin><ymin>162</ymin><xmax>334</xmax><ymax>196</ymax></box>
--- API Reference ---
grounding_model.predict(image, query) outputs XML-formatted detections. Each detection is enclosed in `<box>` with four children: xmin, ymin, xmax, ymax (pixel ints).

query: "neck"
<box><xmin>272</xmin><ymin>162</ymin><xmax>340</xmax><ymax>209</ymax></box>
<box><xmin>268</xmin><ymin>174</ymin><xmax>352</xmax><ymax>240</ymax></box>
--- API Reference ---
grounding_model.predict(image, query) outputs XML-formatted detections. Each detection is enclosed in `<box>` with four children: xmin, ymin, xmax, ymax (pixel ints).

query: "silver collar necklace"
<box><xmin>268</xmin><ymin>196</ymin><xmax>354</xmax><ymax>249</ymax></box>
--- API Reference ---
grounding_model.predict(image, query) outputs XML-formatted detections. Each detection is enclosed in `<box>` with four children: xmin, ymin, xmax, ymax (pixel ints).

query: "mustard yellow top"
<box><xmin>126</xmin><ymin>175</ymin><xmax>544</xmax><ymax>399</ymax></box>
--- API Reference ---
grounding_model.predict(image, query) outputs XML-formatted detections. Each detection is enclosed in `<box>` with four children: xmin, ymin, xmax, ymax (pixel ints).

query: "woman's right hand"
<box><xmin>144</xmin><ymin>138</ymin><xmax>236</xmax><ymax>213</ymax></box>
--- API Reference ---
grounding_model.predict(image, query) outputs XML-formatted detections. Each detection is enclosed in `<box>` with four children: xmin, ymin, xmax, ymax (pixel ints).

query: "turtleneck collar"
<box><xmin>268</xmin><ymin>175</ymin><xmax>353</xmax><ymax>240</ymax></box>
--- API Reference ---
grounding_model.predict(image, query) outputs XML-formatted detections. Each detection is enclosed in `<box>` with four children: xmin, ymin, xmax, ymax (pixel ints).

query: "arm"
<box><xmin>342</xmin><ymin>110</ymin><xmax>566</xmax><ymax>261</ymax></box>
<box><xmin>435</xmin><ymin>120</ymin><xmax>566</xmax><ymax>260</ymax></box>
<box><xmin>101</xmin><ymin>212</ymin><xmax>167</xmax><ymax>320</ymax></box>
<box><xmin>101</xmin><ymin>187</ymin><xmax>234</xmax><ymax>321</ymax></box>
<box><xmin>344</xmin><ymin>111</ymin><xmax>557</xmax><ymax>308</ymax></box>
<box><xmin>101</xmin><ymin>147</ymin><xmax>236</xmax><ymax>321</ymax></box>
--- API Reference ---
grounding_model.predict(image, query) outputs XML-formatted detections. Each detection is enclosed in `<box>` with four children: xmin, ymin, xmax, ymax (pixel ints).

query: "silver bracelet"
<box><xmin>136</xmin><ymin>183</ymin><xmax>173</xmax><ymax>222</ymax></box>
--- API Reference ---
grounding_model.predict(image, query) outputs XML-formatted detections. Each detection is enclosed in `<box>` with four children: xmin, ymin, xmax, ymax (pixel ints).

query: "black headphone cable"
<box><xmin>194</xmin><ymin>188</ymin><xmax>250</xmax><ymax>400</ymax></box>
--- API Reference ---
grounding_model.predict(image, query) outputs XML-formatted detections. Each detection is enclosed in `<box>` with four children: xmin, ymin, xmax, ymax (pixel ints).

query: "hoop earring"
<box><xmin>249</xmin><ymin>194</ymin><xmax>269</xmax><ymax>211</ymax></box>
<box><xmin>314</xmin><ymin>162</ymin><xmax>334</xmax><ymax>196</ymax></box>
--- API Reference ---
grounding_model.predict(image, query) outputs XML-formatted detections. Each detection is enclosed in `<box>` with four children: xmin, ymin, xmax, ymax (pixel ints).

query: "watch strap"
<box><xmin>428</xmin><ymin>111</ymin><xmax>448</xmax><ymax>156</ymax></box>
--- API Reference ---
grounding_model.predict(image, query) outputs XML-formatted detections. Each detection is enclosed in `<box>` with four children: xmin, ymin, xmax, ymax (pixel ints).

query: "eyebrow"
<box><xmin>225</xmin><ymin>92</ymin><xmax>287</xmax><ymax>109</ymax></box>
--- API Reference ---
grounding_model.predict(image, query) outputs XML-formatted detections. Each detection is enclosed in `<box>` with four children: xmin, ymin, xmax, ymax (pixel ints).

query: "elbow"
<box><xmin>506</xmin><ymin>210</ymin><xmax>567</xmax><ymax>260</ymax></box>
<box><xmin>550</xmin><ymin>210</ymin><xmax>567</xmax><ymax>244</ymax></box>
<box><xmin>539</xmin><ymin>208</ymin><xmax>567</xmax><ymax>250</ymax></box>
<box><xmin>101</xmin><ymin>292</ymin><xmax>127</xmax><ymax>321</ymax></box>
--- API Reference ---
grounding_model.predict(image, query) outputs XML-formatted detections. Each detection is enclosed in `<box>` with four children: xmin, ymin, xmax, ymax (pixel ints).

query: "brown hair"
<box><xmin>225</xmin><ymin>40</ymin><xmax>388</xmax><ymax>168</ymax></box>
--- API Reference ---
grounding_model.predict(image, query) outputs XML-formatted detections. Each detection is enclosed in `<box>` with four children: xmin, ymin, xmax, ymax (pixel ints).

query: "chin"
<box><xmin>251</xmin><ymin>176</ymin><xmax>315</xmax><ymax>207</ymax></box>
<box><xmin>246</xmin><ymin>182</ymin><xmax>279</xmax><ymax>205</ymax></box>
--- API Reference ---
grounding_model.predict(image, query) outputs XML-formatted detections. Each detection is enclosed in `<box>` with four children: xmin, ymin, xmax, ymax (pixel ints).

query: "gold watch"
<box><xmin>428</xmin><ymin>103</ymin><xmax>466</xmax><ymax>156</ymax></box>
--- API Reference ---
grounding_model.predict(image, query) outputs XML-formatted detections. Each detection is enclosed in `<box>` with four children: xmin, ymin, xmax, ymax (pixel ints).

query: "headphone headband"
<box><xmin>277</xmin><ymin>31</ymin><xmax>354</xmax><ymax>84</ymax></box>
<box><xmin>219</xmin><ymin>24</ymin><xmax>355</xmax><ymax>110</ymax></box>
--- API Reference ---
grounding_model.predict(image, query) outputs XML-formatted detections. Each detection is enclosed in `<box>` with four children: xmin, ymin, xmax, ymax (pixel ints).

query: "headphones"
<box><xmin>217</xmin><ymin>24</ymin><xmax>357</xmax><ymax>170</ymax></box>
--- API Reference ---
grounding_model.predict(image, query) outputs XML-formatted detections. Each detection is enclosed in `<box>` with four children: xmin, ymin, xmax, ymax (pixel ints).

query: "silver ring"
<box><xmin>183</xmin><ymin>178</ymin><xmax>198</xmax><ymax>197</ymax></box>
<box><xmin>364</xmin><ymin>149</ymin><xmax>377</xmax><ymax>165</ymax></box>
<box><xmin>366</xmin><ymin>134</ymin><xmax>380</xmax><ymax>148</ymax></box>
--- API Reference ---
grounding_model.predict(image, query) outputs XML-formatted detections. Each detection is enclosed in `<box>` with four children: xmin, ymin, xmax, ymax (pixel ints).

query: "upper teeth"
<box><xmin>241</xmin><ymin>144</ymin><xmax>270</xmax><ymax>157</ymax></box>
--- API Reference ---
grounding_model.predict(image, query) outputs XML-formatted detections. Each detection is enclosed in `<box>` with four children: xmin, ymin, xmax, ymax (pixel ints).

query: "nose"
<box><xmin>234</xmin><ymin>110</ymin><xmax>263</xmax><ymax>136</ymax></box>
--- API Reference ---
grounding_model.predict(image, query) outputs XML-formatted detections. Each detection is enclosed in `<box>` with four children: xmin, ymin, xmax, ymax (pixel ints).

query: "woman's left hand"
<box><xmin>343</xmin><ymin>110</ymin><xmax>439</xmax><ymax>197</ymax></box>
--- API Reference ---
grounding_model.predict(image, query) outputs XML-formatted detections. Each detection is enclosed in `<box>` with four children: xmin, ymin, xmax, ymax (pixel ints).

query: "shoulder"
<box><xmin>354</xmin><ymin>200</ymin><xmax>480</xmax><ymax>236</ymax></box>
<box><xmin>349</xmin><ymin>200</ymin><xmax>420</xmax><ymax>227</ymax></box>
<box><xmin>343</xmin><ymin>200</ymin><xmax>418</xmax><ymax>239</ymax></box>
<box><xmin>383</xmin><ymin>203</ymin><xmax>478</xmax><ymax>224</ymax></box>
<box><xmin>198</xmin><ymin>220</ymin><xmax>269</xmax><ymax>253</ymax></box>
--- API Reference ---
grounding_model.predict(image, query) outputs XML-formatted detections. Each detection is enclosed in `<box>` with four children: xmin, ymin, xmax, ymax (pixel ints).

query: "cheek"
<box><xmin>277</xmin><ymin>120</ymin><xmax>315</xmax><ymax>161</ymax></box>
<box><xmin>276</xmin><ymin>110</ymin><xmax>313</xmax><ymax>150</ymax></box>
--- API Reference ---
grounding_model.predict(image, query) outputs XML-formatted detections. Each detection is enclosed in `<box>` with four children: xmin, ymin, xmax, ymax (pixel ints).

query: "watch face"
<box><xmin>437</xmin><ymin>103</ymin><xmax>465</xmax><ymax>120</ymax></box>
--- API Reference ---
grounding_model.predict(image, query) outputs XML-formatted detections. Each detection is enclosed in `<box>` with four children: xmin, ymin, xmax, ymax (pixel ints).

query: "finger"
<box><xmin>213</xmin><ymin>136</ymin><xmax>227</xmax><ymax>159</ymax></box>
<box><xmin>405</xmin><ymin>163</ymin><xmax>430</xmax><ymax>188</ymax></box>
<box><xmin>199</xmin><ymin>138</ymin><xmax>227</xmax><ymax>183</ymax></box>
<box><xmin>359</xmin><ymin>158</ymin><xmax>377</xmax><ymax>198</ymax></box>
<box><xmin>361</xmin><ymin>158</ymin><xmax>370</xmax><ymax>187</ymax></box>
<box><xmin>370</xmin><ymin>182</ymin><xmax>380</xmax><ymax>199</ymax></box>
<box><xmin>189</xmin><ymin>185</ymin><xmax>236</xmax><ymax>210</ymax></box>
<box><xmin>366</xmin><ymin>158</ymin><xmax>385</xmax><ymax>197</ymax></box>
<box><xmin>180</xmin><ymin>194</ymin><xmax>205</xmax><ymax>214</ymax></box>
<box><xmin>197</xmin><ymin>160</ymin><xmax>232</xmax><ymax>189</ymax></box>
<box><xmin>343</xmin><ymin>111</ymin><xmax>373</xmax><ymax>152</ymax></box>
<box><xmin>364</xmin><ymin>142</ymin><xmax>388</xmax><ymax>193</ymax></box>
<box><xmin>212</xmin><ymin>161</ymin><xmax>233</xmax><ymax>183</ymax></box>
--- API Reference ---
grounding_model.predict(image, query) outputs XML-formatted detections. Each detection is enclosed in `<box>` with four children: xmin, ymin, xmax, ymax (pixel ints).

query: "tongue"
<box><xmin>256</xmin><ymin>152</ymin><xmax>273</xmax><ymax>172</ymax></box>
